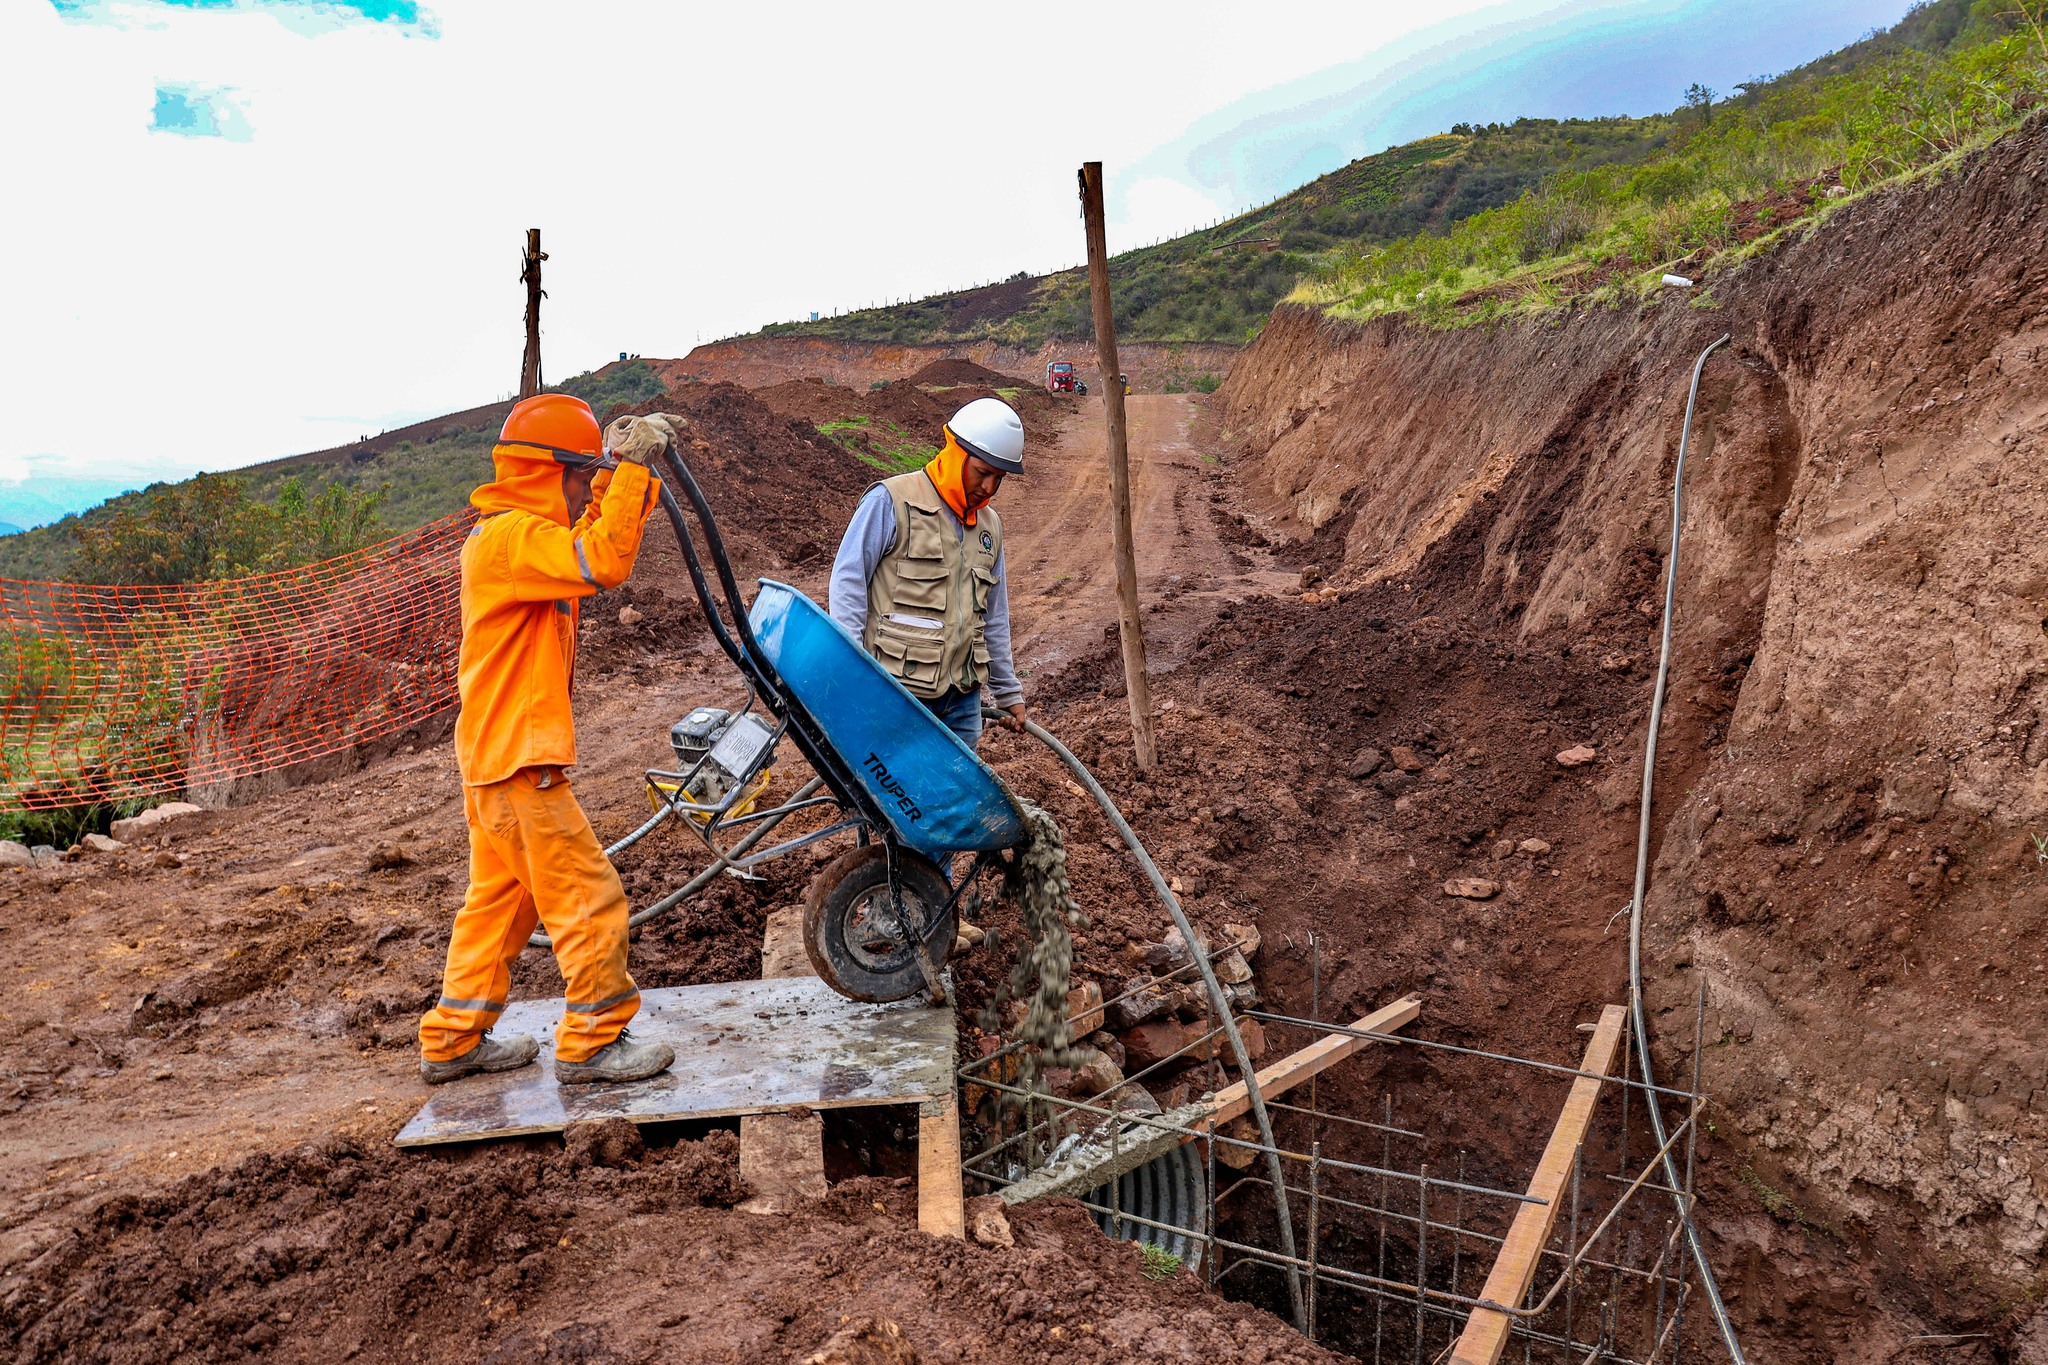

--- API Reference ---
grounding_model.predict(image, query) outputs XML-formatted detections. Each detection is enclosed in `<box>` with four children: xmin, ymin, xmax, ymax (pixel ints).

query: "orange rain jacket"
<box><xmin>454</xmin><ymin>447</ymin><xmax>661</xmax><ymax>786</ymax></box>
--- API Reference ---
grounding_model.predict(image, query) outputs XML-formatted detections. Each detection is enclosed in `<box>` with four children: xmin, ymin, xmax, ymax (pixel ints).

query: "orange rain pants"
<box><xmin>417</xmin><ymin>766</ymin><xmax>638</xmax><ymax>1064</ymax></box>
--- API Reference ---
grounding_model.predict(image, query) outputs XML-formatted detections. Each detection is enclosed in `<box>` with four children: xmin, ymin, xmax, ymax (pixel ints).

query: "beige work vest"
<box><xmin>863</xmin><ymin>470</ymin><xmax>1003</xmax><ymax>699</ymax></box>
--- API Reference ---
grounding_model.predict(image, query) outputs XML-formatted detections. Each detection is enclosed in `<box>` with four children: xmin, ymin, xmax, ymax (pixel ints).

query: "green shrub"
<box><xmin>1190</xmin><ymin>373</ymin><xmax>1223</xmax><ymax>394</ymax></box>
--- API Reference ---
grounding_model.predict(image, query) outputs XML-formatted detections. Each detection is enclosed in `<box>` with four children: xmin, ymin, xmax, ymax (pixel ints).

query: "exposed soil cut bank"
<box><xmin>1199</xmin><ymin>113</ymin><xmax>2048</xmax><ymax>1357</ymax></box>
<box><xmin>655</xmin><ymin>337</ymin><xmax>1240</xmax><ymax>397</ymax></box>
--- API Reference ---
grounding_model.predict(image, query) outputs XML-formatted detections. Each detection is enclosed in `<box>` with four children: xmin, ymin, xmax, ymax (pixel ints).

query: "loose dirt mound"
<box><xmin>752</xmin><ymin>369</ymin><xmax>1063</xmax><ymax>475</ymax></box>
<box><xmin>901</xmin><ymin>358</ymin><xmax>1025</xmax><ymax>389</ymax></box>
<box><xmin>2</xmin><ymin>1119</ymin><xmax>1341</xmax><ymax>1365</ymax></box>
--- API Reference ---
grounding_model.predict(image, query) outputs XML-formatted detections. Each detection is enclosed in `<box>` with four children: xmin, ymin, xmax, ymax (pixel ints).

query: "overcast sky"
<box><xmin>4</xmin><ymin>0</ymin><xmax>1910</xmax><ymax>487</ymax></box>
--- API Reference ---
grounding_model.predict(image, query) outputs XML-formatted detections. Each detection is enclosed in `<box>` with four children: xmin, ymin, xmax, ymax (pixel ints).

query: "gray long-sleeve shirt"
<box><xmin>827</xmin><ymin>484</ymin><xmax>1024</xmax><ymax>708</ymax></box>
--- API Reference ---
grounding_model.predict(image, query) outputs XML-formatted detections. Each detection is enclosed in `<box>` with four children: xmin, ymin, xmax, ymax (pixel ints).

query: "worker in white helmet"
<box><xmin>828</xmin><ymin>396</ymin><xmax>1028</xmax><ymax>748</ymax></box>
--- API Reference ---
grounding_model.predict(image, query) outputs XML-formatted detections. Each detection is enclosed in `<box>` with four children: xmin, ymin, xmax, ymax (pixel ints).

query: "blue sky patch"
<box><xmin>52</xmin><ymin>1</ymin><xmax>429</xmax><ymax>30</ymax></box>
<box><xmin>150</xmin><ymin>83</ymin><xmax>254</xmax><ymax>140</ymax></box>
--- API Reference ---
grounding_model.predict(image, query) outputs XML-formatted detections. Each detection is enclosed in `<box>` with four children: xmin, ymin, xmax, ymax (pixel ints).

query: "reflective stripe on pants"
<box><xmin>418</xmin><ymin>767</ymin><xmax>638</xmax><ymax>1064</ymax></box>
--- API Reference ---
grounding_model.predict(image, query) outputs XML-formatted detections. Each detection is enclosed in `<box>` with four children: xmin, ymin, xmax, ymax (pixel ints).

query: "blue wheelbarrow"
<box><xmin>631</xmin><ymin>442</ymin><xmax>1026</xmax><ymax>1004</ymax></box>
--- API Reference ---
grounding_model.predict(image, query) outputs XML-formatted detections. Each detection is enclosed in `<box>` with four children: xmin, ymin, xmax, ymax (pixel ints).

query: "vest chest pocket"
<box><xmin>891</xmin><ymin>509</ymin><xmax>952</xmax><ymax>613</ymax></box>
<box><xmin>970</xmin><ymin>564</ymin><xmax>996</xmax><ymax>615</ymax></box>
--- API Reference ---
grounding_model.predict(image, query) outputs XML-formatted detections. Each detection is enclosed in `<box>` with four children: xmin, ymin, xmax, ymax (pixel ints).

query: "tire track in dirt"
<box><xmin>1002</xmin><ymin>394</ymin><xmax>1294</xmax><ymax>687</ymax></box>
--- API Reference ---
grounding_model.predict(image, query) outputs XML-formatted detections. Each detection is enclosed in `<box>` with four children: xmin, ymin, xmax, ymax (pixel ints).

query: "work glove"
<box><xmin>602</xmin><ymin>413</ymin><xmax>685</xmax><ymax>466</ymax></box>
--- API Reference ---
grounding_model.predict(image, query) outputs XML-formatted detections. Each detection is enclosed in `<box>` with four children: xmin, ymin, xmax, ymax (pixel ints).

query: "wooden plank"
<box><xmin>1205</xmin><ymin>995</ymin><xmax>1423</xmax><ymax>1130</ymax></box>
<box><xmin>918</xmin><ymin>1099</ymin><xmax>965</xmax><ymax>1239</ymax></box>
<box><xmin>739</xmin><ymin>907</ymin><xmax>830</xmax><ymax>1214</ymax></box>
<box><xmin>1450</xmin><ymin>1005</ymin><xmax>1628</xmax><ymax>1365</ymax></box>
<box><xmin>998</xmin><ymin>996</ymin><xmax>1422</xmax><ymax>1207</ymax></box>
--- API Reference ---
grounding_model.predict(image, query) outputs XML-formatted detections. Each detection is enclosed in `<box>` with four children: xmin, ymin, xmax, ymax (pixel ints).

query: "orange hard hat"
<box><xmin>498</xmin><ymin>393</ymin><xmax>603</xmax><ymax>467</ymax></box>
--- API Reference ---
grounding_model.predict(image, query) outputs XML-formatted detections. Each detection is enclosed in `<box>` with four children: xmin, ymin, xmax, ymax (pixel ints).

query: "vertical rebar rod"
<box><xmin>1206</xmin><ymin>1116</ymin><xmax>1220</xmax><ymax>1288</ymax></box>
<box><xmin>1452</xmin><ymin>1151</ymin><xmax>1466</xmax><ymax>1312</ymax></box>
<box><xmin>1308</xmin><ymin>1142</ymin><xmax>1323</xmax><ymax>1342</ymax></box>
<box><xmin>1110</xmin><ymin>1112</ymin><xmax>1124</xmax><ymax>1241</ymax></box>
<box><xmin>1310</xmin><ymin>932</ymin><xmax>1322</xmax><ymax>1151</ymax></box>
<box><xmin>1415</xmin><ymin>1164</ymin><xmax>1430</xmax><ymax>1365</ymax></box>
<box><xmin>1566</xmin><ymin>1145</ymin><xmax>1583</xmax><ymax>1352</ymax></box>
<box><xmin>1377</xmin><ymin>1094</ymin><xmax>1391</xmax><ymax>1363</ymax></box>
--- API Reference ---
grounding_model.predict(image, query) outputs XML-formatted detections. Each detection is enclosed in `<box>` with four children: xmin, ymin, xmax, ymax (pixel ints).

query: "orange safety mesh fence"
<box><xmin>0</xmin><ymin>510</ymin><xmax>474</xmax><ymax>811</ymax></box>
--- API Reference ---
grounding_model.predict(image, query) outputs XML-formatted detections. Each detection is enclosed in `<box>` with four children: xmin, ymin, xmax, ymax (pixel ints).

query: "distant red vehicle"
<box><xmin>1046</xmin><ymin>361</ymin><xmax>1087</xmax><ymax>395</ymax></box>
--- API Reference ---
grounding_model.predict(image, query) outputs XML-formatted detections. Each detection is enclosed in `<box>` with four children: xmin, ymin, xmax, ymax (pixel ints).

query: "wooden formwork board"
<box><xmin>1448</xmin><ymin>1004</ymin><xmax>1628</xmax><ymax>1365</ymax></box>
<box><xmin>997</xmin><ymin>995</ymin><xmax>1423</xmax><ymax>1206</ymax></box>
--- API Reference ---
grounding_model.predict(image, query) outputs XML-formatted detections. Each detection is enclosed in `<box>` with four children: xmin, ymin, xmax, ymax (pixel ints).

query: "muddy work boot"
<box><xmin>554</xmin><ymin>1030</ymin><xmax>675</xmax><ymax>1086</ymax></box>
<box><xmin>419</xmin><ymin>1031</ymin><xmax>540</xmax><ymax>1086</ymax></box>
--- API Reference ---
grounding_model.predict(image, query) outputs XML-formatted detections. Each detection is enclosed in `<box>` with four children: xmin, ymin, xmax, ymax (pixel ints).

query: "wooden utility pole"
<box><xmin>519</xmin><ymin>228</ymin><xmax>547</xmax><ymax>400</ymax></box>
<box><xmin>1078</xmin><ymin>162</ymin><xmax>1157</xmax><ymax>773</ymax></box>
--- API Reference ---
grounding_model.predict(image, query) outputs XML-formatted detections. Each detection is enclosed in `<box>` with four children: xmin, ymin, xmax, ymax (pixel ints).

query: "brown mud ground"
<box><xmin>9</xmin><ymin>118</ymin><xmax>2048</xmax><ymax>1365</ymax></box>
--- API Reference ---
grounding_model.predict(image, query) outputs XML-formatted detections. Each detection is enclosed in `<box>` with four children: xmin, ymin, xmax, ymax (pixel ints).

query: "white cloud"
<box><xmin>2</xmin><ymin>0</ymin><xmax>1897</xmax><ymax>482</ymax></box>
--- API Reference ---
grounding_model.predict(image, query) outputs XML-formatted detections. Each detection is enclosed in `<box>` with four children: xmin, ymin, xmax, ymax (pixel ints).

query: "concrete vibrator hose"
<box><xmin>1008</xmin><ymin>714</ymin><xmax>1308</xmax><ymax>1331</ymax></box>
<box><xmin>1629</xmin><ymin>332</ymin><xmax>1748</xmax><ymax>1365</ymax></box>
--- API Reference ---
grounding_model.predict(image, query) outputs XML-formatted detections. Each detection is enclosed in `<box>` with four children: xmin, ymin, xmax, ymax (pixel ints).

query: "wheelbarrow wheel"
<box><xmin>803</xmin><ymin>844</ymin><xmax>956</xmax><ymax>1003</ymax></box>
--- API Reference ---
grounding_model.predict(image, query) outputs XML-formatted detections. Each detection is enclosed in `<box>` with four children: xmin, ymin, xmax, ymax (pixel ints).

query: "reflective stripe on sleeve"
<box><xmin>573</xmin><ymin>538</ymin><xmax>596</xmax><ymax>586</ymax></box>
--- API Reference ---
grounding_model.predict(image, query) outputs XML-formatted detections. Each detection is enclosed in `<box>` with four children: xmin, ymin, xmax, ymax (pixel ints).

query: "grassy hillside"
<box><xmin>0</xmin><ymin>362</ymin><xmax>666</xmax><ymax>582</ymax></box>
<box><xmin>1296</xmin><ymin>0</ymin><xmax>2048</xmax><ymax>324</ymax></box>
<box><xmin>762</xmin><ymin>0</ymin><xmax>2041</xmax><ymax>347</ymax></box>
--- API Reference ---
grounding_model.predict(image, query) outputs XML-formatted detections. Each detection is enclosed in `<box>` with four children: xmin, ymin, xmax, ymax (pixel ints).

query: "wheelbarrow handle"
<box><xmin>652</xmin><ymin>442</ymin><xmax>898</xmax><ymax>853</ymax></box>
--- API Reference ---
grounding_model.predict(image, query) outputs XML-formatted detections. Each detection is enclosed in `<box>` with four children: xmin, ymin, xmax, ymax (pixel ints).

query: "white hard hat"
<box><xmin>947</xmin><ymin>397</ymin><xmax>1025</xmax><ymax>475</ymax></box>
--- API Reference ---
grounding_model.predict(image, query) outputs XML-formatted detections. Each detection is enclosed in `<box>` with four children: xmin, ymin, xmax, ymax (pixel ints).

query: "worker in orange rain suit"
<box><xmin>417</xmin><ymin>394</ymin><xmax>682</xmax><ymax>1086</ymax></box>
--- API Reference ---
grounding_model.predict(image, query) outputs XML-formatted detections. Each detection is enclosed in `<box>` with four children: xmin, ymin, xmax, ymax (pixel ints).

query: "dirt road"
<box><xmin>1002</xmin><ymin>394</ymin><xmax>1294</xmax><ymax>683</ymax></box>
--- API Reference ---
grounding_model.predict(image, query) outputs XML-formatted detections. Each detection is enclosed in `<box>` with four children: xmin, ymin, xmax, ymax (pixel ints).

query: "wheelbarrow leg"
<box><xmin>885</xmin><ymin>842</ymin><xmax>953</xmax><ymax>1010</ymax></box>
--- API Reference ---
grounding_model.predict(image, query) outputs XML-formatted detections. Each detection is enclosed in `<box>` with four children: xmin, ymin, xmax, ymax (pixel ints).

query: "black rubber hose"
<box><xmin>1629</xmin><ymin>333</ymin><xmax>1746</xmax><ymax>1364</ymax></box>
<box><xmin>1005</xmin><ymin>712</ymin><xmax>1307</xmax><ymax>1330</ymax></box>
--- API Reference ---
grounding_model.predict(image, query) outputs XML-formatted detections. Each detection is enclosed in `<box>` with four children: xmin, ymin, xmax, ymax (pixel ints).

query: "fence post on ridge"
<box><xmin>519</xmin><ymin>229</ymin><xmax>546</xmax><ymax>400</ymax></box>
<box><xmin>1078</xmin><ymin>162</ymin><xmax>1157</xmax><ymax>774</ymax></box>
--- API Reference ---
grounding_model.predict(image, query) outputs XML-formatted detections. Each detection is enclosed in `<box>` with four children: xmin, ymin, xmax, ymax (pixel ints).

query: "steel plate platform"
<box><xmin>395</xmin><ymin>975</ymin><xmax>956</xmax><ymax>1148</ymax></box>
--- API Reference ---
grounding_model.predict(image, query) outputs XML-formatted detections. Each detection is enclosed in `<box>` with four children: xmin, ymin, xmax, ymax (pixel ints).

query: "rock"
<box><xmin>1443</xmin><ymin>878</ymin><xmax>1501</xmax><ymax>901</ymax></box>
<box><xmin>109</xmin><ymin>801</ymin><xmax>203</xmax><ymax>844</ymax></box>
<box><xmin>1223</xmin><ymin>980</ymin><xmax>1259</xmax><ymax>1010</ymax></box>
<box><xmin>1390</xmin><ymin>745</ymin><xmax>1427</xmax><ymax>773</ymax></box>
<box><xmin>1347</xmin><ymin>748</ymin><xmax>1386</xmax><ymax>779</ymax></box>
<box><xmin>1107</xmin><ymin>976</ymin><xmax>1172</xmax><ymax>1030</ymax></box>
<box><xmin>1139</xmin><ymin>933</ymin><xmax>1196</xmax><ymax>975</ymax></box>
<box><xmin>1120</xmin><ymin>1019</ymin><xmax>1212</xmax><ymax>1072</ymax></box>
<box><xmin>1556</xmin><ymin>745</ymin><xmax>1598</xmax><ymax>768</ymax></box>
<box><xmin>967</xmin><ymin>1194</ymin><xmax>1014</xmax><ymax>1249</ymax></box>
<box><xmin>1215</xmin><ymin>949</ymin><xmax>1254</xmax><ymax>985</ymax></box>
<box><xmin>1518</xmin><ymin>838</ymin><xmax>1552</xmax><ymax>856</ymax></box>
<box><xmin>1598</xmin><ymin>652</ymin><xmax>1632</xmax><ymax>673</ymax></box>
<box><xmin>617</xmin><ymin>605</ymin><xmax>645</xmax><ymax>626</ymax></box>
<box><xmin>1223</xmin><ymin>922</ymin><xmax>1260</xmax><ymax>959</ymax></box>
<box><xmin>30</xmin><ymin>845</ymin><xmax>59</xmax><ymax>863</ymax></box>
<box><xmin>1070</xmin><ymin>1050</ymin><xmax>1124</xmax><ymax>1097</ymax></box>
<box><xmin>366</xmin><ymin>843</ymin><xmax>413</xmax><ymax>872</ymax></box>
<box><xmin>1085</xmin><ymin>1030</ymin><xmax>1126</xmax><ymax>1070</ymax></box>
<box><xmin>1063</xmin><ymin>980</ymin><xmax>1104</xmax><ymax>1037</ymax></box>
<box><xmin>1492</xmin><ymin>839</ymin><xmax>1516</xmax><ymax>860</ymax></box>
<box><xmin>802</xmin><ymin>1314</ymin><xmax>917</xmax><ymax>1365</ymax></box>
<box><xmin>1299</xmin><ymin>564</ymin><xmax>1325</xmax><ymax>588</ymax></box>
<box><xmin>1234</xmin><ymin>1016</ymin><xmax>1268</xmax><ymax>1062</ymax></box>
<box><xmin>1375</xmin><ymin>770</ymin><xmax>1414</xmax><ymax>797</ymax></box>
<box><xmin>1167</xmin><ymin>875</ymin><xmax>1184</xmax><ymax>894</ymax></box>
<box><xmin>957</xmin><ymin>923</ymin><xmax>986</xmax><ymax>947</ymax></box>
<box><xmin>0</xmin><ymin>840</ymin><xmax>31</xmax><ymax>867</ymax></box>
<box><xmin>1213</xmin><ymin>1115</ymin><xmax>1261</xmax><ymax>1170</ymax></box>
<box><xmin>952</xmin><ymin>934</ymin><xmax>972</xmax><ymax>957</ymax></box>
<box><xmin>81</xmin><ymin>833</ymin><xmax>124</xmax><ymax>853</ymax></box>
